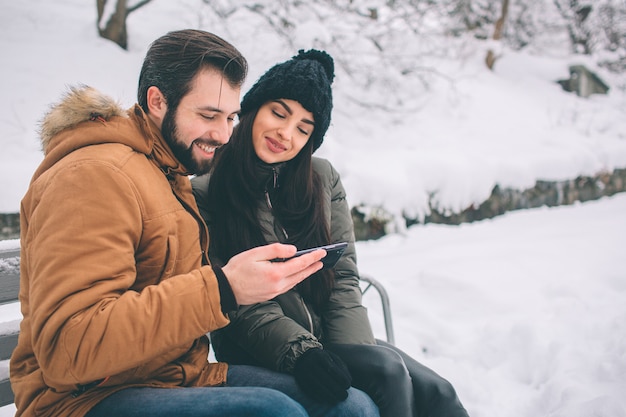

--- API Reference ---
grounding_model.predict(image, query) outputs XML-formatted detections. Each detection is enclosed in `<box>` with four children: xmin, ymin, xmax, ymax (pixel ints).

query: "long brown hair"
<box><xmin>207</xmin><ymin>109</ymin><xmax>334</xmax><ymax>309</ymax></box>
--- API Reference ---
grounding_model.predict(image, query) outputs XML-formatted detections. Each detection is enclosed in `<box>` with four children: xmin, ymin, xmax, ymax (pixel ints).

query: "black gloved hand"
<box><xmin>293</xmin><ymin>347</ymin><xmax>352</xmax><ymax>404</ymax></box>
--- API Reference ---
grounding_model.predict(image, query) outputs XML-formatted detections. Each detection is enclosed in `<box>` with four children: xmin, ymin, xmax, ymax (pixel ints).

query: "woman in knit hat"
<box><xmin>192</xmin><ymin>50</ymin><xmax>470</xmax><ymax>417</ymax></box>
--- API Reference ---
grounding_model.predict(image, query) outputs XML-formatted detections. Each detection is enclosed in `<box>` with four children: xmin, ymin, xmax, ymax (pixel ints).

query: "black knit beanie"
<box><xmin>240</xmin><ymin>49</ymin><xmax>334</xmax><ymax>153</ymax></box>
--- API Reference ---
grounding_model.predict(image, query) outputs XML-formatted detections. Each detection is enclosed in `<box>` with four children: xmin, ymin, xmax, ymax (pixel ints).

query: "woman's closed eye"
<box><xmin>272</xmin><ymin>110</ymin><xmax>286</xmax><ymax>119</ymax></box>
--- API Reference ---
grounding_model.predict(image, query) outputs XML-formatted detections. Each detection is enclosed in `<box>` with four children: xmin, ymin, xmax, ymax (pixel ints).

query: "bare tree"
<box><xmin>485</xmin><ymin>0</ymin><xmax>510</xmax><ymax>70</ymax></box>
<box><xmin>553</xmin><ymin>0</ymin><xmax>595</xmax><ymax>54</ymax></box>
<box><xmin>97</xmin><ymin>0</ymin><xmax>153</xmax><ymax>50</ymax></box>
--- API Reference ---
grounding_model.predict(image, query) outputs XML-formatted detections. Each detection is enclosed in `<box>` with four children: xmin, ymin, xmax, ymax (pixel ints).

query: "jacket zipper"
<box><xmin>266</xmin><ymin>167</ymin><xmax>311</xmax><ymax>333</ymax></box>
<box><xmin>264</xmin><ymin>167</ymin><xmax>289</xmax><ymax>240</ymax></box>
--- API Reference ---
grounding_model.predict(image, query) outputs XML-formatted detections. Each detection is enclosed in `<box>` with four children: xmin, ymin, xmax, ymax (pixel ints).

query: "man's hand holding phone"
<box><xmin>222</xmin><ymin>243</ymin><xmax>327</xmax><ymax>306</ymax></box>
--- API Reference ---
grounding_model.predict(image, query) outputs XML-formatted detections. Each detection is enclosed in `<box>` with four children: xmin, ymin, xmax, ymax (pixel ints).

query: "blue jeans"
<box><xmin>227</xmin><ymin>364</ymin><xmax>379</xmax><ymax>417</ymax></box>
<box><xmin>86</xmin><ymin>364</ymin><xmax>379</xmax><ymax>417</ymax></box>
<box><xmin>85</xmin><ymin>386</ymin><xmax>307</xmax><ymax>417</ymax></box>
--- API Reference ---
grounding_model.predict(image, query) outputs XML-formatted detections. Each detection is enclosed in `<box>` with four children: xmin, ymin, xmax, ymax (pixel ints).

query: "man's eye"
<box><xmin>201</xmin><ymin>114</ymin><xmax>215</xmax><ymax>120</ymax></box>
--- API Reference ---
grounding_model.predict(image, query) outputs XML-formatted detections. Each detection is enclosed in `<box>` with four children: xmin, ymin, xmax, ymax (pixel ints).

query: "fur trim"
<box><xmin>39</xmin><ymin>85</ymin><xmax>126</xmax><ymax>153</ymax></box>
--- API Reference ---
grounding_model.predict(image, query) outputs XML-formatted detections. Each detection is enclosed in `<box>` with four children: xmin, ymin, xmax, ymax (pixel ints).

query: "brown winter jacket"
<box><xmin>10</xmin><ymin>86</ymin><xmax>230</xmax><ymax>417</ymax></box>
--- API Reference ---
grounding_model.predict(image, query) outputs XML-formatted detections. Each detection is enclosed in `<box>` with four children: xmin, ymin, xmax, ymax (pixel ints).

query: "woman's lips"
<box><xmin>265</xmin><ymin>137</ymin><xmax>286</xmax><ymax>153</ymax></box>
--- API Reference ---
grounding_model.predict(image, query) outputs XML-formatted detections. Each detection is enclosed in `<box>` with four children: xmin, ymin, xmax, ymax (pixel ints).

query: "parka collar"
<box><xmin>253</xmin><ymin>158</ymin><xmax>286</xmax><ymax>191</ymax></box>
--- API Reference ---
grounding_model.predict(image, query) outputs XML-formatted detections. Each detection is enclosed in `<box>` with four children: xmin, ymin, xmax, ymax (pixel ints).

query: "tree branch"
<box><xmin>96</xmin><ymin>0</ymin><xmax>106</xmax><ymax>26</ymax></box>
<box><xmin>127</xmin><ymin>0</ymin><xmax>152</xmax><ymax>15</ymax></box>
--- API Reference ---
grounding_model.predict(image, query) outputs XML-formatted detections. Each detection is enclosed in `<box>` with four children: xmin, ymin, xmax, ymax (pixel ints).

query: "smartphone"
<box><xmin>272</xmin><ymin>242</ymin><xmax>348</xmax><ymax>269</ymax></box>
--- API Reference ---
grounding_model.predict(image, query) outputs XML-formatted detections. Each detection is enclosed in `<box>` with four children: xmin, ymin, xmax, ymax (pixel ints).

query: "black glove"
<box><xmin>293</xmin><ymin>347</ymin><xmax>352</xmax><ymax>404</ymax></box>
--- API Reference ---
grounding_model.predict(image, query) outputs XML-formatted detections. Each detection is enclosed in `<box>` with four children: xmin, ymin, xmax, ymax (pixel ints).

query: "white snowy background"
<box><xmin>1</xmin><ymin>1</ymin><xmax>625</xmax><ymax>416</ymax></box>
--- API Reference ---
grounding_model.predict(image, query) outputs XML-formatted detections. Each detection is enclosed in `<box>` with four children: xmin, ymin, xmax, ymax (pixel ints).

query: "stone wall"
<box><xmin>353</xmin><ymin>168</ymin><xmax>626</xmax><ymax>240</ymax></box>
<box><xmin>3</xmin><ymin>168</ymin><xmax>626</xmax><ymax>241</ymax></box>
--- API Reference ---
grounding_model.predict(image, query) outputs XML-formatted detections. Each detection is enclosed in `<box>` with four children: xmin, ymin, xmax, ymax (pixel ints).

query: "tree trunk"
<box><xmin>97</xmin><ymin>0</ymin><xmax>152</xmax><ymax>50</ymax></box>
<box><xmin>485</xmin><ymin>0</ymin><xmax>510</xmax><ymax>70</ymax></box>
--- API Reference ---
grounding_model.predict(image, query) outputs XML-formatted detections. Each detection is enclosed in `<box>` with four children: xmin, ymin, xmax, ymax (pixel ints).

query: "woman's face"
<box><xmin>252</xmin><ymin>99</ymin><xmax>314</xmax><ymax>164</ymax></box>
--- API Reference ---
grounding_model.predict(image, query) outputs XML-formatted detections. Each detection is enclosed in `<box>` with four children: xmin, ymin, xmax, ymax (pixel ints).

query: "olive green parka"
<box><xmin>192</xmin><ymin>157</ymin><xmax>375</xmax><ymax>374</ymax></box>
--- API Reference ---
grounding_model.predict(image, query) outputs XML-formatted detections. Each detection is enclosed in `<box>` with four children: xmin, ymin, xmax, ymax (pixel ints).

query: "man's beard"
<box><xmin>161</xmin><ymin>108</ymin><xmax>214</xmax><ymax>176</ymax></box>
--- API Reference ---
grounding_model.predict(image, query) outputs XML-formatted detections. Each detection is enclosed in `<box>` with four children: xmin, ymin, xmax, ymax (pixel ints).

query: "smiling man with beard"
<box><xmin>11</xmin><ymin>29</ymin><xmax>379</xmax><ymax>417</ymax></box>
<box><xmin>156</xmin><ymin>66</ymin><xmax>235</xmax><ymax>176</ymax></box>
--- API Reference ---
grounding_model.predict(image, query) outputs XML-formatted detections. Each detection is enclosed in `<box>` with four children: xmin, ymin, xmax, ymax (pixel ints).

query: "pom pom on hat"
<box><xmin>294</xmin><ymin>49</ymin><xmax>335</xmax><ymax>84</ymax></box>
<box><xmin>241</xmin><ymin>49</ymin><xmax>334</xmax><ymax>152</ymax></box>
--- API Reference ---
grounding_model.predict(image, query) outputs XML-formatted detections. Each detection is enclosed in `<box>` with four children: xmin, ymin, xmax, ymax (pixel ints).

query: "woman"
<box><xmin>192</xmin><ymin>49</ymin><xmax>470</xmax><ymax>417</ymax></box>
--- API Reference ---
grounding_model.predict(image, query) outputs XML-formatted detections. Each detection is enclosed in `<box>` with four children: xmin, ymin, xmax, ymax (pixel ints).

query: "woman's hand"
<box><xmin>293</xmin><ymin>347</ymin><xmax>353</xmax><ymax>404</ymax></box>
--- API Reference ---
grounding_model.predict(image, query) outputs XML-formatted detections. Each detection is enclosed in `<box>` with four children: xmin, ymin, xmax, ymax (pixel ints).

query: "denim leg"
<box><xmin>85</xmin><ymin>386</ymin><xmax>307</xmax><ymax>417</ymax></box>
<box><xmin>227</xmin><ymin>364</ymin><xmax>380</xmax><ymax>417</ymax></box>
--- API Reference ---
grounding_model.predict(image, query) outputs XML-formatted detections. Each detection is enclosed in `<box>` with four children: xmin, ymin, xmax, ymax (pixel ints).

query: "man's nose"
<box><xmin>212</xmin><ymin>119</ymin><xmax>232</xmax><ymax>144</ymax></box>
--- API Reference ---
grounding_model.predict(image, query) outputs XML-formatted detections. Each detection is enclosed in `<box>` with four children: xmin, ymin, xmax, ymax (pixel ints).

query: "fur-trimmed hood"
<box><xmin>32</xmin><ymin>85</ymin><xmax>187</xmax><ymax>182</ymax></box>
<box><xmin>39</xmin><ymin>85</ymin><xmax>127</xmax><ymax>154</ymax></box>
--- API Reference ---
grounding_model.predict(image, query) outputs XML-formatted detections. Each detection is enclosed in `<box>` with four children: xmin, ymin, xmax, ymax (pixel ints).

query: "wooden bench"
<box><xmin>0</xmin><ymin>243</ymin><xmax>394</xmax><ymax>408</ymax></box>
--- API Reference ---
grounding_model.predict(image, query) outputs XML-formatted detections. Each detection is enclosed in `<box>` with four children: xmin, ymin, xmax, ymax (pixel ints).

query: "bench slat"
<box><xmin>0</xmin><ymin>333</ymin><xmax>19</xmax><ymax>361</ymax></box>
<box><xmin>0</xmin><ymin>249</ymin><xmax>19</xmax><ymax>258</ymax></box>
<box><xmin>0</xmin><ymin>378</ymin><xmax>15</xmax><ymax>408</ymax></box>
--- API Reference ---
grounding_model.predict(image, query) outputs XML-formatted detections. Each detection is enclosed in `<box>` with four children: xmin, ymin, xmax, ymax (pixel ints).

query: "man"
<box><xmin>10</xmin><ymin>29</ymin><xmax>378</xmax><ymax>417</ymax></box>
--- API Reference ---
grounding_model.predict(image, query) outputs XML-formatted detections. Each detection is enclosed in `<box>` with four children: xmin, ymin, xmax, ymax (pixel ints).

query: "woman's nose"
<box><xmin>277</xmin><ymin>124</ymin><xmax>293</xmax><ymax>140</ymax></box>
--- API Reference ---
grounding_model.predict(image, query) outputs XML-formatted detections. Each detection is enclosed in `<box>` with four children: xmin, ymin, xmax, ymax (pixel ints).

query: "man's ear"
<box><xmin>146</xmin><ymin>86</ymin><xmax>168</xmax><ymax>127</ymax></box>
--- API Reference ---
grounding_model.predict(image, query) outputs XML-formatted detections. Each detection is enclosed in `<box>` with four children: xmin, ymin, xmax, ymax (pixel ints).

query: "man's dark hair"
<box><xmin>138</xmin><ymin>29</ymin><xmax>248</xmax><ymax>113</ymax></box>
